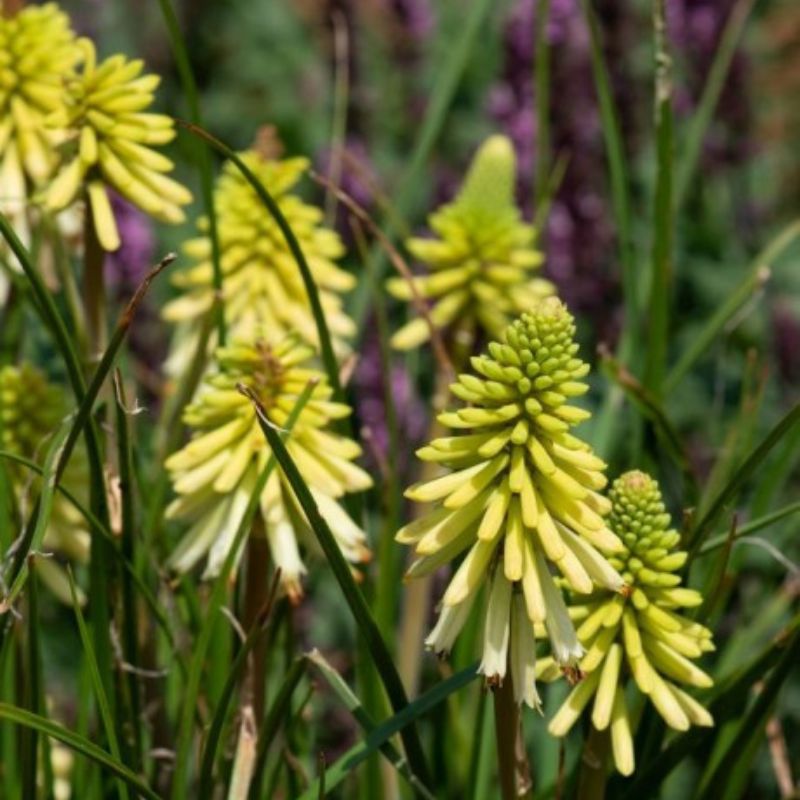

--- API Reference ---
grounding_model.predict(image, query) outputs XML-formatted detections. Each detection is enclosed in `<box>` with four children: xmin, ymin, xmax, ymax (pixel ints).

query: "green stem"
<box><xmin>493</xmin><ymin>673</ymin><xmax>532</xmax><ymax>800</ymax></box>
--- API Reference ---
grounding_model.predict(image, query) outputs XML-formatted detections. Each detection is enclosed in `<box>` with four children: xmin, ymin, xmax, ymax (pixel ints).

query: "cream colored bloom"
<box><xmin>163</xmin><ymin>150</ymin><xmax>355</xmax><ymax>374</ymax></box>
<box><xmin>545</xmin><ymin>471</ymin><xmax>715</xmax><ymax>776</ymax></box>
<box><xmin>388</xmin><ymin>135</ymin><xmax>553</xmax><ymax>350</ymax></box>
<box><xmin>0</xmin><ymin>3</ymin><xmax>79</xmax><ymax>287</ymax></box>
<box><xmin>43</xmin><ymin>38</ymin><xmax>191</xmax><ymax>251</ymax></box>
<box><xmin>165</xmin><ymin>335</ymin><xmax>372</xmax><ymax>600</ymax></box>
<box><xmin>399</xmin><ymin>299</ymin><xmax>625</xmax><ymax>706</ymax></box>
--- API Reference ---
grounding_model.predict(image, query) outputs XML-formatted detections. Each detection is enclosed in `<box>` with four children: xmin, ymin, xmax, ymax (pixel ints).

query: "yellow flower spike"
<box><xmin>163</xmin><ymin>149</ymin><xmax>356</xmax><ymax>373</ymax></box>
<box><xmin>0</xmin><ymin>4</ymin><xmax>79</xmax><ymax>186</ymax></box>
<box><xmin>0</xmin><ymin>364</ymin><xmax>90</xmax><ymax>603</ymax></box>
<box><xmin>389</xmin><ymin>135</ymin><xmax>554</xmax><ymax>351</ymax></box>
<box><xmin>165</xmin><ymin>336</ymin><xmax>372</xmax><ymax>601</ymax></box>
<box><xmin>399</xmin><ymin>300</ymin><xmax>624</xmax><ymax>706</ymax></box>
<box><xmin>546</xmin><ymin>470</ymin><xmax>715</xmax><ymax>773</ymax></box>
<box><xmin>42</xmin><ymin>37</ymin><xmax>190</xmax><ymax>250</ymax></box>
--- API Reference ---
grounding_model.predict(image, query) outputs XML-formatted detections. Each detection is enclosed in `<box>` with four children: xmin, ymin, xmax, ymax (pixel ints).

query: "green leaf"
<box><xmin>66</xmin><ymin>569</ymin><xmax>130</xmax><ymax>800</ymax></box>
<box><xmin>665</xmin><ymin>219</ymin><xmax>800</xmax><ymax>392</ymax></box>
<box><xmin>196</xmin><ymin>581</ymin><xmax>280</xmax><ymax>800</ymax></box>
<box><xmin>620</xmin><ymin>616</ymin><xmax>800</xmax><ymax>797</ymax></box>
<box><xmin>696</xmin><ymin>627</ymin><xmax>800</xmax><ymax>799</ymax></box>
<box><xmin>170</xmin><ymin>382</ymin><xmax>315</xmax><ymax>800</ymax></box>
<box><xmin>688</xmin><ymin>404</ymin><xmax>800</xmax><ymax>555</ymax></box>
<box><xmin>643</xmin><ymin>0</ymin><xmax>674</xmax><ymax>397</ymax></box>
<box><xmin>307</xmin><ymin>649</ymin><xmax>436</xmax><ymax>799</ymax></box>
<box><xmin>0</xmin><ymin>703</ymin><xmax>159</xmax><ymax>800</ymax></box>
<box><xmin>296</xmin><ymin>664</ymin><xmax>479</xmax><ymax>800</ymax></box>
<box><xmin>675</xmin><ymin>0</ymin><xmax>756</xmax><ymax>210</ymax></box>
<box><xmin>155</xmin><ymin>0</ymin><xmax>225</xmax><ymax>345</ymax></box>
<box><xmin>176</xmin><ymin>122</ymin><xmax>343</xmax><ymax>400</ymax></box>
<box><xmin>246</xmin><ymin>392</ymin><xmax>433</xmax><ymax>790</ymax></box>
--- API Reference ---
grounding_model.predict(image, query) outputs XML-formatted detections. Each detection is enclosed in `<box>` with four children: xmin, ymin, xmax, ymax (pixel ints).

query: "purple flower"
<box><xmin>105</xmin><ymin>192</ymin><xmax>156</xmax><ymax>292</ymax></box>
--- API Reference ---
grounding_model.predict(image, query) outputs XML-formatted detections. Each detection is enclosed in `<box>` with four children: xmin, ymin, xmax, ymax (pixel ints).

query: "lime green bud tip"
<box><xmin>457</xmin><ymin>134</ymin><xmax>516</xmax><ymax>215</ymax></box>
<box><xmin>609</xmin><ymin>471</ymin><xmax>670</xmax><ymax>538</ymax></box>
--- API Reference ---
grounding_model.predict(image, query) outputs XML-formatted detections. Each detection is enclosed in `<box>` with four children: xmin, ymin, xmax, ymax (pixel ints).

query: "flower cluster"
<box><xmin>388</xmin><ymin>135</ymin><xmax>553</xmax><ymax>351</ymax></box>
<box><xmin>163</xmin><ymin>150</ymin><xmax>356</xmax><ymax>373</ymax></box>
<box><xmin>398</xmin><ymin>298</ymin><xmax>624</xmax><ymax>707</ymax></box>
<box><xmin>0</xmin><ymin>364</ymin><xmax>89</xmax><ymax>604</ymax></box>
<box><xmin>165</xmin><ymin>336</ymin><xmax>372</xmax><ymax>600</ymax></box>
<box><xmin>43</xmin><ymin>38</ymin><xmax>191</xmax><ymax>251</ymax></box>
<box><xmin>545</xmin><ymin>471</ymin><xmax>714</xmax><ymax>774</ymax></box>
<box><xmin>0</xmin><ymin>4</ymin><xmax>79</xmax><ymax>205</ymax></box>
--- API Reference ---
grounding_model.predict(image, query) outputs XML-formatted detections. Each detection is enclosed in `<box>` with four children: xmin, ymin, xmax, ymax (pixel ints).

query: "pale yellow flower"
<box><xmin>388</xmin><ymin>135</ymin><xmax>553</xmax><ymax>351</ymax></box>
<box><xmin>163</xmin><ymin>150</ymin><xmax>355</xmax><ymax>375</ymax></box>
<box><xmin>43</xmin><ymin>38</ymin><xmax>191</xmax><ymax>251</ymax></box>
<box><xmin>166</xmin><ymin>335</ymin><xmax>371</xmax><ymax>600</ymax></box>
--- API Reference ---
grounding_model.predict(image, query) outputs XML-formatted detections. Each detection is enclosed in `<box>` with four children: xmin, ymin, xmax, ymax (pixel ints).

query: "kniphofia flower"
<box><xmin>43</xmin><ymin>38</ymin><xmax>191</xmax><ymax>251</ymax></box>
<box><xmin>163</xmin><ymin>150</ymin><xmax>355</xmax><ymax>374</ymax></box>
<box><xmin>545</xmin><ymin>471</ymin><xmax>714</xmax><ymax>775</ymax></box>
<box><xmin>0</xmin><ymin>364</ymin><xmax>89</xmax><ymax>604</ymax></box>
<box><xmin>398</xmin><ymin>298</ymin><xmax>624</xmax><ymax>707</ymax></box>
<box><xmin>165</xmin><ymin>336</ymin><xmax>372</xmax><ymax>600</ymax></box>
<box><xmin>0</xmin><ymin>3</ymin><xmax>79</xmax><ymax>273</ymax></box>
<box><xmin>388</xmin><ymin>134</ymin><xmax>553</xmax><ymax>350</ymax></box>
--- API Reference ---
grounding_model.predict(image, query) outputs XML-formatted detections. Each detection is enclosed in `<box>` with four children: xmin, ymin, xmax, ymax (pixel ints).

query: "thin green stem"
<box><xmin>155</xmin><ymin>0</ymin><xmax>225</xmax><ymax>345</ymax></box>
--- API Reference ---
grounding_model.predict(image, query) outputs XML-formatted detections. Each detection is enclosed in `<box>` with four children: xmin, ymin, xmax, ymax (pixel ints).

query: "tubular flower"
<box><xmin>0</xmin><ymin>364</ymin><xmax>89</xmax><ymax>604</ymax></box>
<box><xmin>545</xmin><ymin>471</ymin><xmax>715</xmax><ymax>776</ymax></box>
<box><xmin>0</xmin><ymin>3</ymin><xmax>78</xmax><ymax>188</ymax></box>
<box><xmin>0</xmin><ymin>4</ymin><xmax>79</xmax><ymax>256</ymax></box>
<box><xmin>42</xmin><ymin>38</ymin><xmax>191</xmax><ymax>251</ymax></box>
<box><xmin>388</xmin><ymin>135</ymin><xmax>553</xmax><ymax>351</ymax></box>
<box><xmin>163</xmin><ymin>151</ymin><xmax>355</xmax><ymax>374</ymax></box>
<box><xmin>165</xmin><ymin>335</ymin><xmax>372</xmax><ymax>601</ymax></box>
<box><xmin>398</xmin><ymin>299</ymin><xmax>625</xmax><ymax>707</ymax></box>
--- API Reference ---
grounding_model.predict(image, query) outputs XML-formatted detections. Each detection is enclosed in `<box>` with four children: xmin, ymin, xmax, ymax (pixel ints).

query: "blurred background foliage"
<box><xmin>3</xmin><ymin>0</ymin><xmax>800</xmax><ymax>797</ymax></box>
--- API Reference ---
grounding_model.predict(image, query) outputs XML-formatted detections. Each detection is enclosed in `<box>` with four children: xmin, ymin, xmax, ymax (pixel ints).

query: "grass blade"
<box><xmin>675</xmin><ymin>0</ymin><xmax>756</xmax><ymax>210</ymax></box>
<box><xmin>643</xmin><ymin>0</ymin><xmax>675</xmax><ymax>397</ymax></box>
<box><xmin>697</xmin><ymin>626</ymin><xmax>800</xmax><ymax>798</ymax></box>
<box><xmin>665</xmin><ymin>218</ymin><xmax>800</xmax><ymax>392</ymax></box>
<box><xmin>155</xmin><ymin>0</ymin><xmax>225</xmax><ymax>345</ymax></box>
<box><xmin>296</xmin><ymin>664</ymin><xmax>478</xmax><ymax>800</ymax></box>
<box><xmin>197</xmin><ymin>576</ymin><xmax>281</xmax><ymax>800</ymax></box>
<box><xmin>66</xmin><ymin>568</ymin><xmax>130</xmax><ymax>800</ymax></box>
<box><xmin>248</xmin><ymin>657</ymin><xmax>307</xmax><ymax>800</ymax></box>
<box><xmin>307</xmin><ymin>649</ymin><xmax>435</xmax><ymax>799</ymax></box>
<box><xmin>170</xmin><ymin>383</ymin><xmax>315</xmax><ymax>799</ymax></box>
<box><xmin>698</xmin><ymin>501</ymin><xmax>800</xmax><ymax>555</ymax></box>
<box><xmin>0</xmin><ymin>451</ymin><xmax>181</xmax><ymax>657</ymax></box>
<box><xmin>349</xmin><ymin>0</ymin><xmax>496</xmax><ymax>331</ymax></box>
<box><xmin>688</xmin><ymin>403</ymin><xmax>800</xmax><ymax>554</ymax></box>
<box><xmin>244</xmin><ymin>390</ymin><xmax>433</xmax><ymax>790</ymax></box>
<box><xmin>620</xmin><ymin>616</ymin><xmax>800</xmax><ymax>797</ymax></box>
<box><xmin>0</xmin><ymin>703</ymin><xmax>159</xmax><ymax>800</ymax></box>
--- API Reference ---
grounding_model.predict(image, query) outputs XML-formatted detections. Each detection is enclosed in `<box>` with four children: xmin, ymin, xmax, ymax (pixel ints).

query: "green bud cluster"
<box><xmin>388</xmin><ymin>135</ymin><xmax>553</xmax><ymax>351</ymax></box>
<box><xmin>399</xmin><ymin>300</ymin><xmax>625</xmax><ymax>708</ymax></box>
<box><xmin>163</xmin><ymin>150</ymin><xmax>355</xmax><ymax>375</ymax></box>
<box><xmin>0</xmin><ymin>364</ymin><xmax>89</xmax><ymax>604</ymax></box>
<box><xmin>545</xmin><ymin>471</ymin><xmax>714</xmax><ymax>776</ymax></box>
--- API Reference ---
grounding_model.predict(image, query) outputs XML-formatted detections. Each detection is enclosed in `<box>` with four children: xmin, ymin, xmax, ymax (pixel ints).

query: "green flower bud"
<box><xmin>399</xmin><ymin>300</ymin><xmax>624</xmax><ymax>707</ymax></box>
<box><xmin>388</xmin><ymin>135</ymin><xmax>554</xmax><ymax>351</ymax></box>
<box><xmin>546</xmin><ymin>470</ymin><xmax>715</xmax><ymax>775</ymax></box>
<box><xmin>163</xmin><ymin>150</ymin><xmax>355</xmax><ymax>375</ymax></box>
<box><xmin>165</xmin><ymin>335</ymin><xmax>372</xmax><ymax>601</ymax></box>
<box><xmin>0</xmin><ymin>364</ymin><xmax>90</xmax><ymax>603</ymax></box>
